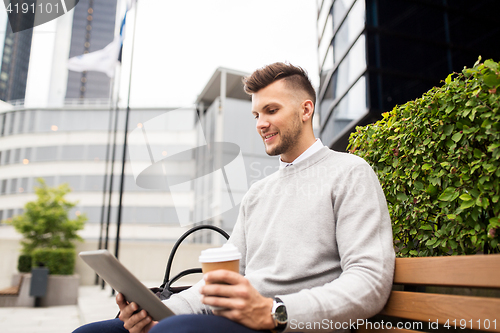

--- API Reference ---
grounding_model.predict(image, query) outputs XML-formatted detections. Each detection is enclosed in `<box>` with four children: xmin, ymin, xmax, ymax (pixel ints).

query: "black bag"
<box><xmin>152</xmin><ymin>224</ymin><xmax>230</xmax><ymax>300</ymax></box>
<box><xmin>116</xmin><ymin>225</ymin><xmax>230</xmax><ymax>318</ymax></box>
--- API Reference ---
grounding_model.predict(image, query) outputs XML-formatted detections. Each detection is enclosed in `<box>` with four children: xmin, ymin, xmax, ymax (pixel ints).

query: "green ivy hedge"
<box><xmin>32</xmin><ymin>248</ymin><xmax>76</xmax><ymax>275</ymax></box>
<box><xmin>348</xmin><ymin>58</ymin><xmax>500</xmax><ymax>257</ymax></box>
<box><xmin>17</xmin><ymin>254</ymin><xmax>32</xmax><ymax>273</ymax></box>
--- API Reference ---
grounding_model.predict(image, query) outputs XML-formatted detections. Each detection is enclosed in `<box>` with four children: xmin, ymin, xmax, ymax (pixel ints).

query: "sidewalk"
<box><xmin>0</xmin><ymin>284</ymin><xmax>120</xmax><ymax>333</ymax></box>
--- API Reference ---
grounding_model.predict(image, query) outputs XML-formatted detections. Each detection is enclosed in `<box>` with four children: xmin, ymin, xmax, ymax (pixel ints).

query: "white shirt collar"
<box><xmin>279</xmin><ymin>138</ymin><xmax>324</xmax><ymax>169</ymax></box>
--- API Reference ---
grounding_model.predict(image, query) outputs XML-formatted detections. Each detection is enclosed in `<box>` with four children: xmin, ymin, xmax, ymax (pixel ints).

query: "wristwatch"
<box><xmin>271</xmin><ymin>297</ymin><xmax>287</xmax><ymax>332</ymax></box>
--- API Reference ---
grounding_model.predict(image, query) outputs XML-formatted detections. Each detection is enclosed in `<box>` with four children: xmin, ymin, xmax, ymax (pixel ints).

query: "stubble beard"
<box><xmin>265</xmin><ymin>118</ymin><xmax>302</xmax><ymax>157</ymax></box>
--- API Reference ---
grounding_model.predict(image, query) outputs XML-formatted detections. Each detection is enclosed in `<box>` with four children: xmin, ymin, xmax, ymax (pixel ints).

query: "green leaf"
<box><xmin>490</xmin><ymin>217</ymin><xmax>500</xmax><ymax>227</ymax></box>
<box><xmin>438</xmin><ymin>187</ymin><xmax>459</xmax><ymax>202</ymax></box>
<box><xmin>397</xmin><ymin>193</ymin><xmax>408</xmax><ymax>202</ymax></box>
<box><xmin>414</xmin><ymin>181</ymin><xmax>424</xmax><ymax>191</ymax></box>
<box><xmin>445</xmin><ymin>73</ymin><xmax>453</xmax><ymax>84</ymax></box>
<box><xmin>420</xmin><ymin>225</ymin><xmax>434</xmax><ymax>231</ymax></box>
<box><xmin>483</xmin><ymin>73</ymin><xmax>500</xmax><ymax>88</ymax></box>
<box><xmin>426</xmin><ymin>238</ymin><xmax>438</xmax><ymax>246</ymax></box>
<box><xmin>484</xmin><ymin>59</ymin><xmax>498</xmax><ymax>70</ymax></box>
<box><xmin>451</xmin><ymin>132</ymin><xmax>463</xmax><ymax>142</ymax></box>
<box><xmin>481</xmin><ymin>118</ymin><xmax>493</xmax><ymax>128</ymax></box>
<box><xmin>459</xmin><ymin>193</ymin><xmax>472</xmax><ymax>201</ymax></box>
<box><xmin>422</xmin><ymin>164</ymin><xmax>432</xmax><ymax>171</ymax></box>
<box><xmin>423</xmin><ymin>138</ymin><xmax>431</xmax><ymax>146</ymax></box>
<box><xmin>443</xmin><ymin>125</ymin><xmax>454</xmax><ymax>136</ymax></box>
<box><xmin>460</xmin><ymin>199</ymin><xmax>475</xmax><ymax>210</ymax></box>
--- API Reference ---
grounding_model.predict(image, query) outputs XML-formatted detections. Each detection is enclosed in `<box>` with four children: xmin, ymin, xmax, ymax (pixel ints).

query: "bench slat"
<box><xmin>394</xmin><ymin>254</ymin><xmax>500</xmax><ymax>288</ymax></box>
<box><xmin>381</xmin><ymin>291</ymin><xmax>500</xmax><ymax>332</ymax></box>
<box><xmin>357</xmin><ymin>326</ymin><xmax>425</xmax><ymax>333</ymax></box>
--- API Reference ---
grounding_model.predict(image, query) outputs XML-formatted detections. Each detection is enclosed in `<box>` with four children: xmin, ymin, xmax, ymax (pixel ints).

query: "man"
<box><xmin>74</xmin><ymin>62</ymin><xmax>395</xmax><ymax>333</ymax></box>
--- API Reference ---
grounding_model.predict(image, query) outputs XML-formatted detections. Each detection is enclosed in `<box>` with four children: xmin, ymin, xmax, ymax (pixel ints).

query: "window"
<box><xmin>27</xmin><ymin>111</ymin><xmax>36</xmax><ymax>132</ymax></box>
<box><xmin>10</xmin><ymin>179</ymin><xmax>17</xmax><ymax>194</ymax></box>
<box><xmin>24</xmin><ymin>147</ymin><xmax>32</xmax><ymax>162</ymax></box>
<box><xmin>0</xmin><ymin>113</ymin><xmax>5</xmax><ymax>136</ymax></box>
<box><xmin>333</xmin><ymin>0</ymin><xmax>365</xmax><ymax>64</ymax></box>
<box><xmin>17</xmin><ymin>111</ymin><xmax>25</xmax><ymax>134</ymax></box>
<box><xmin>1</xmin><ymin>180</ymin><xmax>7</xmax><ymax>195</ymax></box>
<box><xmin>8</xmin><ymin>112</ymin><xmax>15</xmax><ymax>135</ymax></box>
<box><xmin>34</xmin><ymin>146</ymin><xmax>58</xmax><ymax>162</ymax></box>
<box><xmin>13</xmin><ymin>148</ymin><xmax>21</xmax><ymax>163</ymax></box>
<box><xmin>4</xmin><ymin>150</ymin><xmax>10</xmax><ymax>165</ymax></box>
<box><xmin>88</xmin><ymin>145</ymin><xmax>107</xmax><ymax>161</ymax></box>
<box><xmin>83</xmin><ymin>175</ymin><xmax>104</xmax><ymax>192</ymax></box>
<box><xmin>62</xmin><ymin>145</ymin><xmax>86</xmax><ymax>161</ymax></box>
<box><xmin>59</xmin><ymin>176</ymin><xmax>82</xmax><ymax>191</ymax></box>
<box><xmin>20</xmin><ymin>178</ymin><xmax>28</xmax><ymax>193</ymax></box>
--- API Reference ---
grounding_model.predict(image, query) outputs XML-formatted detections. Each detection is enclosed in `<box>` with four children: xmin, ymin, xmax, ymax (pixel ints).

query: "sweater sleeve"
<box><xmin>278</xmin><ymin>162</ymin><xmax>395</xmax><ymax>332</ymax></box>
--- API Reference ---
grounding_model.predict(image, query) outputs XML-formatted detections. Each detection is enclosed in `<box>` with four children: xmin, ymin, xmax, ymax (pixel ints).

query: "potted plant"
<box><xmin>9</xmin><ymin>178</ymin><xmax>87</xmax><ymax>306</ymax></box>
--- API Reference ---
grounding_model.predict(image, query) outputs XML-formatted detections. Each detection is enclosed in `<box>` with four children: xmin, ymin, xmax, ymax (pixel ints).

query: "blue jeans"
<box><xmin>73</xmin><ymin>315</ymin><xmax>273</xmax><ymax>333</ymax></box>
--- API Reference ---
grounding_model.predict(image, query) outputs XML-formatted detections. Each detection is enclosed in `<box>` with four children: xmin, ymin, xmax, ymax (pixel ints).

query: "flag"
<box><xmin>67</xmin><ymin>1</ymin><xmax>133</xmax><ymax>78</ymax></box>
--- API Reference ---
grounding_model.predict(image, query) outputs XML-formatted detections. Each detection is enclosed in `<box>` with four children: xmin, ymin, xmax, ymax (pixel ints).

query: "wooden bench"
<box><xmin>358</xmin><ymin>254</ymin><xmax>500</xmax><ymax>332</ymax></box>
<box><xmin>0</xmin><ymin>275</ymin><xmax>24</xmax><ymax>296</ymax></box>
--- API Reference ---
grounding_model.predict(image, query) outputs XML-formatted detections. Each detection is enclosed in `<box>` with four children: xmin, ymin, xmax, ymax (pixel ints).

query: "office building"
<box><xmin>65</xmin><ymin>0</ymin><xmax>118</xmax><ymax>99</ymax></box>
<box><xmin>316</xmin><ymin>0</ymin><xmax>500</xmax><ymax>151</ymax></box>
<box><xmin>0</xmin><ymin>105</ymin><xmax>196</xmax><ymax>243</ymax></box>
<box><xmin>0</xmin><ymin>0</ymin><xmax>118</xmax><ymax>106</ymax></box>
<box><xmin>0</xmin><ymin>1</ymin><xmax>35</xmax><ymax>102</ymax></box>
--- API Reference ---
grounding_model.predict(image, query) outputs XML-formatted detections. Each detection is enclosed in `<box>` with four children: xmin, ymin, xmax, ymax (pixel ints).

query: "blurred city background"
<box><xmin>0</xmin><ymin>0</ymin><xmax>499</xmax><ymax>329</ymax></box>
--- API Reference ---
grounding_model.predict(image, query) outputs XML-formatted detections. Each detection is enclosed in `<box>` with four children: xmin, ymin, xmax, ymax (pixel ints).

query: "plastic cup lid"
<box><xmin>199</xmin><ymin>243</ymin><xmax>242</xmax><ymax>263</ymax></box>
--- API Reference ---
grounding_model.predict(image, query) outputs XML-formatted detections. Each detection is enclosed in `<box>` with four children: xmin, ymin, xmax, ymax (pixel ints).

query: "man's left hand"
<box><xmin>200</xmin><ymin>270</ymin><xmax>275</xmax><ymax>330</ymax></box>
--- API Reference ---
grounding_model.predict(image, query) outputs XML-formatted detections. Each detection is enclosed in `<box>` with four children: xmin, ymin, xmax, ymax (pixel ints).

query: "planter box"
<box><xmin>1</xmin><ymin>273</ymin><xmax>79</xmax><ymax>307</ymax></box>
<box><xmin>40</xmin><ymin>273</ymin><xmax>80</xmax><ymax>306</ymax></box>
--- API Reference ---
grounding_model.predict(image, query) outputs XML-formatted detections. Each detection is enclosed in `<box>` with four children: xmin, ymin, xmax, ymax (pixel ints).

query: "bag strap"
<box><xmin>160</xmin><ymin>225</ymin><xmax>230</xmax><ymax>289</ymax></box>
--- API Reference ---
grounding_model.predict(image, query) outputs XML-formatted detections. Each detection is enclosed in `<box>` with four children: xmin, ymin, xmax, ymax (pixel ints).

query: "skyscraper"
<box><xmin>65</xmin><ymin>0</ymin><xmax>118</xmax><ymax>100</ymax></box>
<box><xmin>0</xmin><ymin>0</ymin><xmax>36</xmax><ymax>102</ymax></box>
<box><xmin>0</xmin><ymin>0</ymin><xmax>118</xmax><ymax>105</ymax></box>
<box><xmin>317</xmin><ymin>0</ymin><xmax>500</xmax><ymax>151</ymax></box>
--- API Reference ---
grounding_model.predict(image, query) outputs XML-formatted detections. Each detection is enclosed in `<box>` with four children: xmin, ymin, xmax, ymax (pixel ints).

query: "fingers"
<box><xmin>116</xmin><ymin>293</ymin><xmax>129</xmax><ymax>310</ymax></box>
<box><xmin>119</xmin><ymin>308</ymin><xmax>152</xmax><ymax>333</ymax></box>
<box><xmin>203</xmin><ymin>269</ymin><xmax>243</xmax><ymax>285</ymax></box>
<box><xmin>201</xmin><ymin>282</ymin><xmax>249</xmax><ymax>299</ymax></box>
<box><xmin>202</xmin><ymin>294</ymin><xmax>246</xmax><ymax>311</ymax></box>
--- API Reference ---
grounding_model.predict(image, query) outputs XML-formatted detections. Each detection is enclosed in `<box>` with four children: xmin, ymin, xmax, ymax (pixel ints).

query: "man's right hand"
<box><xmin>116</xmin><ymin>292</ymin><xmax>158</xmax><ymax>333</ymax></box>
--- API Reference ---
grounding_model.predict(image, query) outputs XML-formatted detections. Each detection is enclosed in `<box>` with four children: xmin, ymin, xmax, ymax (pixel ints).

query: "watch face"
<box><xmin>275</xmin><ymin>304</ymin><xmax>287</xmax><ymax>323</ymax></box>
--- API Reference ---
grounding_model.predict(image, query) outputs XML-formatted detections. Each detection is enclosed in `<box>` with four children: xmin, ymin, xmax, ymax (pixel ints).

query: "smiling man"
<box><xmin>74</xmin><ymin>63</ymin><xmax>395</xmax><ymax>333</ymax></box>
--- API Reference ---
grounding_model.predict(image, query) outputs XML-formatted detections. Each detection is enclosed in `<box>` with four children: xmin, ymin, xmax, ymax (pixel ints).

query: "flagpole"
<box><xmin>95</xmin><ymin>74</ymin><xmax>117</xmax><ymax>286</ymax></box>
<box><xmin>101</xmin><ymin>0</ymin><xmax>128</xmax><ymax>289</ymax></box>
<box><xmin>113</xmin><ymin>0</ymin><xmax>139</xmax><ymax>294</ymax></box>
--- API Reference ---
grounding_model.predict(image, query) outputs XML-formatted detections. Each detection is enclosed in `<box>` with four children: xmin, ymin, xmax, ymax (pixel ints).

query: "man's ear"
<box><xmin>301</xmin><ymin>100</ymin><xmax>314</xmax><ymax>122</ymax></box>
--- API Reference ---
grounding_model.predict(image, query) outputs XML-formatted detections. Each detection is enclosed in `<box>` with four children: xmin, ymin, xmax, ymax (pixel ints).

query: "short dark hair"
<box><xmin>243</xmin><ymin>62</ymin><xmax>316</xmax><ymax>105</ymax></box>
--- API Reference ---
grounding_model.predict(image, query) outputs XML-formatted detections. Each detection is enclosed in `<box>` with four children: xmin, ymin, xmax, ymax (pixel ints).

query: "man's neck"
<box><xmin>280</xmin><ymin>135</ymin><xmax>317</xmax><ymax>164</ymax></box>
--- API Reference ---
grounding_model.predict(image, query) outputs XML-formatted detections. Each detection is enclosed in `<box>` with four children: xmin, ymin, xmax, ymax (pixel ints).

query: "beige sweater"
<box><xmin>164</xmin><ymin>147</ymin><xmax>395</xmax><ymax>332</ymax></box>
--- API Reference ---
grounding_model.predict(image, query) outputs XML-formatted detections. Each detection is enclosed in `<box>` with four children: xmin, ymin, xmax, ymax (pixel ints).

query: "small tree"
<box><xmin>10</xmin><ymin>179</ymin><xmax>87</xmax><ymax>264</ymax></box>
<box><xmin>348</xmin><ymin>57</ymin><xmax>499</xmax><ymax>257</ymax></box>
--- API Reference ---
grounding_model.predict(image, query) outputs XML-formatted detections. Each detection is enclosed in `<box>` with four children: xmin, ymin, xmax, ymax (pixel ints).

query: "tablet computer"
<box><xmin>79</xmin><ymin>249</ymin><xmax>175</xmax><ymax>321</ymax></box>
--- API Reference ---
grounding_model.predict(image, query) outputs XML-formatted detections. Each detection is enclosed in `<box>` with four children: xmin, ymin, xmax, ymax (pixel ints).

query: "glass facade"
<box><xmin>65</xmin><ymin>0</ymin><xmax>118</xmax><ymax>99</ymax></box>
<box><xmin>0</xmin><ymin>107</ymin><xmax>196</xmax><ymax>228</ymax></box>
<box><xmin>317</xmin><ymin>0</ymin><xmax>367</xmax><ymax>147</ymax></box>
<box><xmin>318</xmin><ymin>0</ymin><xmax>500</xmax><ymax>151</ymax></box>
<box><xmin>0</xmin><ymin>1</ymin><xmax>35</xmax><ymax>102</ymax></box>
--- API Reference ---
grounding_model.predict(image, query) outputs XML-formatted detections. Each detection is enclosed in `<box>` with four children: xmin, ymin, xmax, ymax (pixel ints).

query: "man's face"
<box><xmin>251</xmin><ymin>80</ymin><xmax>305</xmax><ymax>160</ymax></box>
